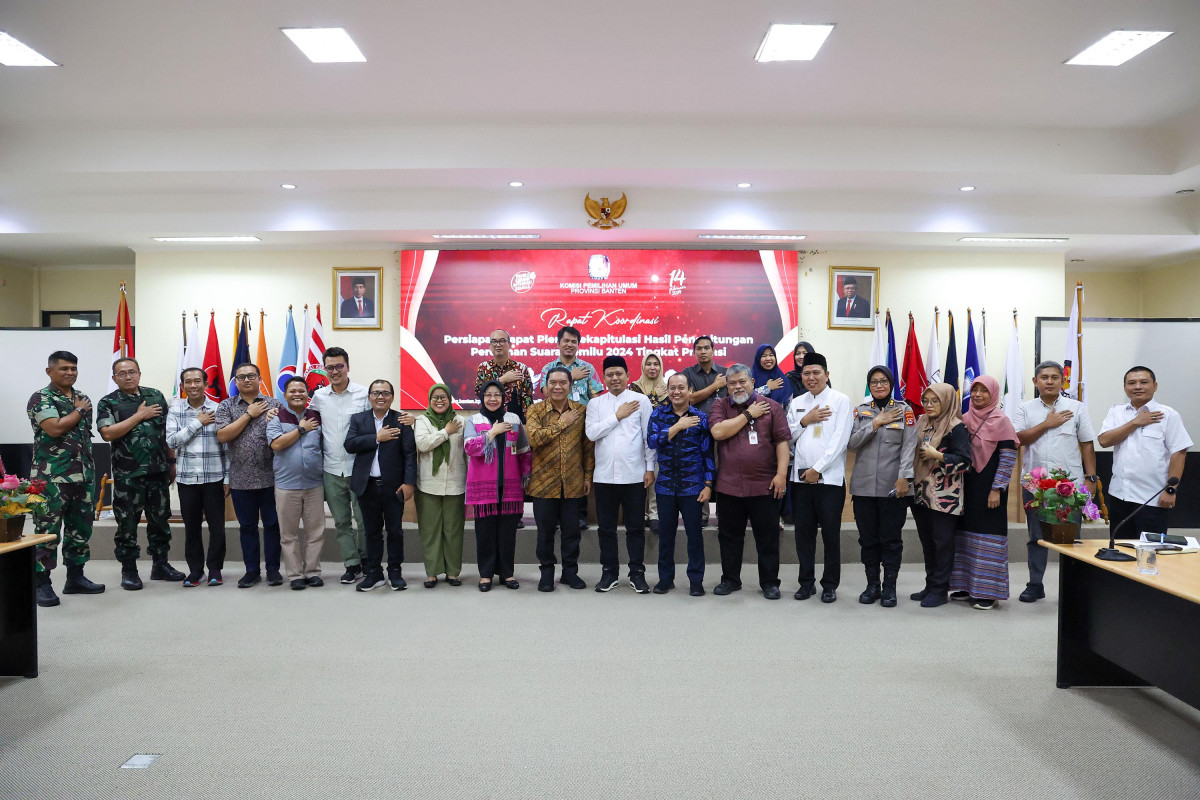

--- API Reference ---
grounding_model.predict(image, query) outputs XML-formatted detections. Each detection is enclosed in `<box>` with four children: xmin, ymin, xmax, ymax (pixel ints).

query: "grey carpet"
<box><xmin>2</xmin><ymin>561</ymin><xmax>1199</xmax><ymax>800</ymax></box>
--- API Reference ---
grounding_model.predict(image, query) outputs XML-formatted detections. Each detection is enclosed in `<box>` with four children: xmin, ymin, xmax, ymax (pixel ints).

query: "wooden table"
<box><xmin>0</xmin><ymin>533</ymin><xmax>56</xmax><ymax>679</ymax></box>
<box><xmin>1042</xmin><ymin>540</ymin><xmax>1200</xmax><ymax>710</ymax></box>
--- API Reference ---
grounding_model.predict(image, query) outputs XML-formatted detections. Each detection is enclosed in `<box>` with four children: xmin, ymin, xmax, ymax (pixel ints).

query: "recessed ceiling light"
<box><xmin>281</xmin><ymin>184</ymin><xmax>297</xmax><ymax>190</ymax></box>
<box><xmin>1177</xmin><ymin>189</ymin><xmax>1195</xmax><ymax>195</ymax></box>
<box><xmin>754</xmin><ymin>24</ymin><xmax>835</xmax><ymax>62</ymax></box>
<box><xmin>152</xmin><ymin>236</ymin><xmax>262</xmax><ymax>243</ymax></box>
<box><xmin>508</xmin><ymin>181</ymin><xmax>524</xmax><ymax>188</ymax></box>
<box><xmin>737</xmin><ymin>182</ymin><xmax>752</xmax><ymax>189</ymax></box>
<box><xmin>1070</xmin><ymin>258</ymin><xmax>1085</xmax><ymax>262</ymax></box>
<box><xmin>698</xmin><ymin>234</ymin><xmax>807</xmax><ymax>240</ymax></box>
<box><xmin>431</xmin><ymin>234</ymin><xmax>541</xmax><ymax>240</ymax></box>
<box><xmin>281</xmin><ymin>27</ymin><xmax>366</xmax><ymax>63</ymax></box>
<box><xmin>959</xmin><ymin>237</ymin><xmax>1068</xmax><ymax>244</ymax></box>
<box><xmin>960</xmin><ymin>186</ymin><xmax>976</xmax><ymax>192</ymax></box>
<box><xmin>0</xmin><ymin>32</ymin><xmax>58</xmax><ymax>67</ymax></box>
<box><xmin>1065</xmin><ymin>30</ymin><xmax>1172</xmax><ymax>67</ymax></box>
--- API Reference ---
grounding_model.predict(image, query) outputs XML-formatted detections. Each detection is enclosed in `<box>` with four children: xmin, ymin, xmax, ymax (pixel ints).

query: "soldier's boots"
<box><xmin>150</xmin><ymin>553</ymin><xmax>185</xmax><ymax>582</ymax></box>
<box><xmin>121</xmin><ymin>559</ymin><xmax>144</xmax><ymax>591</ymax></box>
<box><xmin>880</xmin><ymin>568</ymin><xmax>900</xmax><ymax>608</ymax></box>
<box><xmin>62</xmin><ymin>564</ymin><xmax>105</xmax><ymax>594</ymax></box>
<box><xmin>859</xmin><ymin>565</ymin><xmax>881</xmax><ymax>604</ymax></box>
<box><xmin>35</xmin><ymin>574</ymin><xmax>60</xmax><ymax>607</ymax></box>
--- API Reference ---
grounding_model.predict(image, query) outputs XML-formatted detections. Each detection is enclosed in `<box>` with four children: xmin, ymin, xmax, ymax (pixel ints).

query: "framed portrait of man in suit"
<box><xmin>333</xmin><ymin>267</ymin><xmax>383</xmax><ymax>330</ymax></box>
<box><xmin>828</xmin><ymin>266</ymin><xmax>878</xmax><ymax>331</ymax></box>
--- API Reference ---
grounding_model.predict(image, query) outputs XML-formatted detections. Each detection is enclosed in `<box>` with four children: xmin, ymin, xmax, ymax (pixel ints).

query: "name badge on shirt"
<box><xmin>747</xmin><ymin>429</ymin><xmax>758</xmax><ymax>445</ymax></box>
<box><xmin>812</xmin><ymin>425</ymin><xmax>822</xmax><ymax>439</ymax></box>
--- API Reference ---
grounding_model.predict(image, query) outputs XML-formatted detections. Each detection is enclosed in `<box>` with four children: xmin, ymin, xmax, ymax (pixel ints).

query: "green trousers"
<box><xmin>323</xmin><ymin>472</ymin><xmax>365</xmax><ymax>567</ymax></box>
<box><xmin>113</xmin><ymin>472</ymin><xmax>173</xmax><ymax>562</ymax></box>
<box><xmin>33</xmin><ymin>480</ymin><xmax>94</xmax><ymax>574</ymax></box>
<box><xmin>414</xmin><ymin>490</ymin><xmax>466</xmax><ymax>578</ymax></box>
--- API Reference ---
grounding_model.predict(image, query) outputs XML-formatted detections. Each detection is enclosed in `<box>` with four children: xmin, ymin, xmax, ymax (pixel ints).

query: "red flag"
<box><xmin>109</xmin><ymin>282</ymin><xmax>134</xmax><ymax>390</ymax></box>
<box><xmin>202</xmin><ymin>312</ymin><xmax>228</xmax><ymax>403</ymax></box>
<box><xmin>304</xmin><ymin>303</ymin><xmax>329</xmax><ymax>393</ymax></box>
<box><xmin>901</xmin><ymin>312</ymin><xmax>928</xmax><ymax>416</ymax></box>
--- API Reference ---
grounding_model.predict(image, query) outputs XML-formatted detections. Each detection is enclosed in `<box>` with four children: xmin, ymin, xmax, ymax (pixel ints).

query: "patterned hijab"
<box><xmin>422</xmin><ymin>383</ymin><xmax>456</xmax><ymax>475</ymax></box>
<box><xmin>963</xmin><ymin>375</ymin><xmax>1019</xmax><ymax>473</ymax></box>
<box><xmin>632</xmin><ymin>352</ymin><xmax>667</xmax><ymax>402</ymax></box>
<box><xmin>913</xmin><ymin>382</ymin><xmax>962</xmax><ymax>486</ymax></box>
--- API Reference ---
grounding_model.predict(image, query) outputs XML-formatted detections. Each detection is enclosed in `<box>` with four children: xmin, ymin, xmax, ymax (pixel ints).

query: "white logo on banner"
<box><xmin>510</xmin><ymin>271</ymin><xmax>536</xmax><ymax>293</ymax></box>
<box><xmin>669</xmin><ymin>268</ymin><xmax>686</xmax><ymax>296</ymax></box>
<box><xmin>587</xmin><ymin>254</ymin><xmax>611</xmax><ymax>280</ymax></box>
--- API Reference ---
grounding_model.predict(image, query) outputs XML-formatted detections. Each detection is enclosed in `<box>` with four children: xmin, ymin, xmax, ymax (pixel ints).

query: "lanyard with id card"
<box><xmin>747</xmin><ymin>420</ymin><xmax>758</xmax><ymax>445</ymax></box>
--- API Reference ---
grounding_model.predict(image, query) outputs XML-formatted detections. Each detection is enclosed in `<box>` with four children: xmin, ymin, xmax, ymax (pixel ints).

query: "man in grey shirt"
<box><xmin>268</xmin><ymin>377</ymin><xmax>326</xmax><ymax>590</ymax></box>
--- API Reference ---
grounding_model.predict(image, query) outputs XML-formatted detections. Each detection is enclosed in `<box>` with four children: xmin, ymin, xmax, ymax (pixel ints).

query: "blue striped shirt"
<box><xmin>647</xmin><ymin>404</ymin><xmax>715</xmax><ymax>497</ymax></box>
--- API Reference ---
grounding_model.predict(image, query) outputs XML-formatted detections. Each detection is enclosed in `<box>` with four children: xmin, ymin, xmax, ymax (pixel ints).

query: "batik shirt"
<box><xmin>96</xmin><ymin>386</ymin><xmax>170</xmax><ymax>478</ymax></box>
<box><xmin>27</xmin><ymin>385</ymin><xmax>95</xmax><ymax>486</ymax></box>
<box><xmin>473</xmin><ymin>358</ymin><xmax>534</xmax><ymax>416</ymax></box>
<box><xmin>646</xmin><ymin>404</ymin><xmax>715</xmax><ymax>497</ymax></box>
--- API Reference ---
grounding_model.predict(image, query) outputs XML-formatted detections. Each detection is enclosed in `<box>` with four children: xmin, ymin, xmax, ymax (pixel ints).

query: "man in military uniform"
<box><xmin>846</xmin><ymin>365</ymin><xmax>918</xmax><ymax>607</ymax></box>
<box><xmin>26</xmin><ymin>350</ymin><xmax>106</xmax><ymax>607</ymax></box>
<box><xmin>97</xmin><ymin>357</ymin><xmax>185</xmax><ymax>589</ymax></box>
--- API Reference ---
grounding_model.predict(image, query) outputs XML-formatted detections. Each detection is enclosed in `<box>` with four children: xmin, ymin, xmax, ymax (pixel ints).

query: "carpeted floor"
<box><xmin>2</xmin><ymin>560</ymin><xmax>1199</xmax><ymax>800</ymax></box>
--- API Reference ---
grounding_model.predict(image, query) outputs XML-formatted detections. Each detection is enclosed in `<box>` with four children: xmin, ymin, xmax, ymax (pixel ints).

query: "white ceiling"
<box><xmin>1</xmin><ymin>0</ymin><xmax>1199</xmax><ymax>269</ymax></box>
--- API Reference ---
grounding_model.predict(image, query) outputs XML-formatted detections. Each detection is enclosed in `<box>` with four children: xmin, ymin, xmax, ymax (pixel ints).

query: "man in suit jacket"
<box><xmin>835</xmin><ymin>277</ymin><xmax>871</xmax><ymax>318</ymax></box>
<box><xmin>344</xmin><ymin>379</ymin><xmax>417</xmax><ymax>591</ymax></box>
<box><xmin>340</xmin><ymin>278</ymin><xmax>375</xmax><ymax>319</ymax></box>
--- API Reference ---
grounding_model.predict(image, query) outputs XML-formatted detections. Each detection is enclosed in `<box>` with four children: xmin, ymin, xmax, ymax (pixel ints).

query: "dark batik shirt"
<box><xmin>647</xmin><ymin>404</ymin><xmax>715</xmax><ymax>497</ymax></box>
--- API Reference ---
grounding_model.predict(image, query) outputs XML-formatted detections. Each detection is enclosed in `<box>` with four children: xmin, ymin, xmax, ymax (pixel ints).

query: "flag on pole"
<box><xmin>110</xmin><ymin>282</ymin><xmax>135</xmax><ymax>391</ymax></box>
<box><xmin>184</xmin><ymin>312</ymin><xmax>202</xmax><ymax>370</ymax></box>
<box><xmin>901</xmin><ymin>312</ymin><xmax>928</xmax><ymax>415</ymax></box>
<box><xmin>277</xmin><ymin>306</ymin><xmax>300</xmax><ymax>395</ymax></box>
<box><xmin>1063</xmin><ymin>282</ymin><xmax>1086</xmax><ymax>401</ymax></box>
<box><xmin>227</xmin><ymin>312</ymin><xmax>251</xmax><ymax>398</ymax></box>
<box><xmin>885</xmin><ymin>311</ymin><xmax>902</xmax><ymax>401</ymax></box>
<box><xmin>925</xmin><ymin>308</ymin><xmax>942</xmax><ymax>385</ymax></box>
<box><xmin>962</xmin><ymin>309</ymin><xmax>983</xmax><ymax>412</ymax></box>
<box><xmin>304</xmin><ymin>303</ymin><xmax>330</xmax><ymax>393</ymax></box>
<box><xmin>976</xmin><ymin>308</ymin><xmax>988</xmax><ymax>376</ymax></box>
<box><xmin>255</xmin><ymin>310</ymin><xmax>274</xmax><ymax>397</ymax></box>
<box><xmin>202</xmin><ymin>312</ymin><xmax>228</xmax><ymax>403</ymax></box>
<box><xmin>944</xmin><ymin>310</ymin><xmax>960</xmax><ymax>401</ymax></box>
<box><xmin>1002</xmin><ymin>311</ymin><xmax>1024</xmax><ymax>424</ymax></box>
<box><xmin>174</xmin><ymin>312</ymin><xmax>188</xmax><ymax>398</ymax></box>
<box><xmin>865</xmin><ymin>309</ymin><xmax>887</xmax><ymax>399</ymax></box>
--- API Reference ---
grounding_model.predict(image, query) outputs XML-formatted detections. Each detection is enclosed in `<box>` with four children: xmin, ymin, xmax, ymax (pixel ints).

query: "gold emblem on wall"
<box><xmin>585</xmin><ymin>193</ymin><xmax>627</xmax><ymax>229</ymax></box>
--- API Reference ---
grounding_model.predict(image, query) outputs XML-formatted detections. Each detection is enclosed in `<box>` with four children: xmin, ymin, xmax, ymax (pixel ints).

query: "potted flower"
<box><xmin>1</xmin><ymin>474</ymin><xmax>48</xmax><ymax>543</ymax></box>
<box><xmin>1021</xmin><ymin>466</ymin><xmax>1101</xmax><ymax>545</ymax></box>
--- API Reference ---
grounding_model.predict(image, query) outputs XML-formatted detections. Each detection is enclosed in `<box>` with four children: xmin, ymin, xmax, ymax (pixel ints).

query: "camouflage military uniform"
<box><xmin>27</xmin><ymin>385</ymin><xmax>96</xmax><ymax>575</ymax></box>
<box><xmin>96</xmin><ymin>386</ymin><xmax>173</xmax><ymax>561</ymax></box>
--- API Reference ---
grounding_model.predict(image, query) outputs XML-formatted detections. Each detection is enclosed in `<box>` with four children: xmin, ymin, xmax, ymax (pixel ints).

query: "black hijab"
<box><xmin>478</xmin><ymin>380</ymin><xmax>507</xmax><ymax>425</ymax></box>
<box><xmin>866</xmin><ymin>365</ymin><xmax>895</xmax><ymax>410</ymax></box>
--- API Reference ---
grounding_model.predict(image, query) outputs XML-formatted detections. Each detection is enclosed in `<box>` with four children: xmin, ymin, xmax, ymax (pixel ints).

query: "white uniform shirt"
<box><xmin>786</xmin><ymin>386</ymin><xmax>853</xmax><ymax>486</ymax></box>
<box><xmin>309</xmin><ymin>381</ymin><xmax>369</xmax><ymax>477</ymax></box>
<box><xmin>1013</xmin><ymin>395</ymin><xmax>1096</xmax><ymax>481</ymax></box>
<box><xmin>585</xmin><ymin>389</ymin><xmax>656</xmax><ymax>484</ymax></box>
<box><xmin>1100</xmin><ymin>399</ymin><xmax>1193</xmax><ymax>503</ymax></box>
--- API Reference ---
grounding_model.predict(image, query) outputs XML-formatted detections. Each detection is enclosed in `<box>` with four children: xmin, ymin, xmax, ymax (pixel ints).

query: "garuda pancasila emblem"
<box><xmin>585</xmin><ymin>193</ymin><xmax>627</xmax><ymax>230</ymax></box>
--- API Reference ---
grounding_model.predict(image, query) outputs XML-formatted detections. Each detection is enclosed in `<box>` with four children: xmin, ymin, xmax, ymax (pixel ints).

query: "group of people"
<box><xmin>25</xmin><ymin>327</ymin><xmax>1191</xmax><ymax>611</ymax></box>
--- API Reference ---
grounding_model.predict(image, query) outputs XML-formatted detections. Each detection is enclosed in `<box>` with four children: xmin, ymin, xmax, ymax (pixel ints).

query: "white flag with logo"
<box><xmin>1063</xmin><ymin>285</ymin><xmax>1085</xmax><ymax>400</ymax></box>
<box><xmin>1002</xmin><ymin>316</ymin><xmax>1024</xmax><ymax>424</ymax></box>
<box><xmin>925</xmin><ymin>315</ymin><xmax>942</xmax><ymax>385</ymax></box>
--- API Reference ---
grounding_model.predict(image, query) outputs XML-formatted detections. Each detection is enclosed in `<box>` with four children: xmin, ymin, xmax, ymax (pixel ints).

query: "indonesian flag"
<box><xmin>901</xmin><ymin>313</ymin><xmax>928</xmax><ymax>415</ymax></box>
<box><xmin>110</xmin><ymin>282</ymin><xmax>134</xmax><ymax>391</ymax></box>
<box><xmin>202</xmin><ymin>312</ymin><xmax>228</xmax><ymax>403</ymax></box>
<box><xmin>304</xmin><ymin>304</ymin><xmax>329</xmax><ymax>393</ymax></box>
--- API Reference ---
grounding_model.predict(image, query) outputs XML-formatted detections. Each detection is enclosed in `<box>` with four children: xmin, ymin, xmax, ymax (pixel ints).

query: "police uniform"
<box><xmin>96</xmin><ymin>385</ymin><xmax>182</xmax><ymax>583</ymax></box>
<box><xmin>847</xmin><ymin>384</ymin><xmax>918</xmax><ymax>606</ymax></box>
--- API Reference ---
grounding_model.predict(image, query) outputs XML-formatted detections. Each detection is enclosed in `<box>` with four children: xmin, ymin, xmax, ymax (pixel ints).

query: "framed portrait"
<box><xmin>827</xmin><ymin>266</ymin><xmax>879</xmax><ymax>331</ymax></box>
<box><xmin>333</xmin><ymin>267</ymin><xmax>383</xmax><ymax>330</ymax></box>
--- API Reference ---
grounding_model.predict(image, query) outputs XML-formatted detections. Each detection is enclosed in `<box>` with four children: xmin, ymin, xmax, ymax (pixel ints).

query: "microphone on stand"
<box><xmin>1096</xmin><ymin>477</ymin><xmax>1180</xmax><ymax>562</ymax></box>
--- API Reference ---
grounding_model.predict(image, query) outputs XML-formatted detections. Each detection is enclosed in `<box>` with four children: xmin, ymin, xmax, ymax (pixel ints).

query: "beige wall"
<box><xmin>37</xmin><ymin>266</ymin><xmax>136</xmax><ymax>325</ymax></box>
<box><xmin>135</xmin><ymin>249</ymin><xmax>397</xmax><ymax>397</ymax></box>
<box><xmin>1136</xmin><ymin>259</ymin><xmax>1200</xmax><ymax>317</ymax></box>
<box><xmin>0</xmin><ymin>260</ymin><xmax>38</xmax><ymax>327</ymax></box>
<box><xmin>1065</xmin><ymin>270</ymin><xmax>1140</xmax><ymax>317</ymax></box>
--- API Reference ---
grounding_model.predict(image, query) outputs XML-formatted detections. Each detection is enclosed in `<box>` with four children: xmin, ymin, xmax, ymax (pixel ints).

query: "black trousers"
<box><xmin>852</xmin><ymin>495</ymin><xmax>908</xmax><ymax>575</ymax></box>
<box><xmin>715</xmin><ymin>492</ymin><xmax>781</xmax><ymax>589</ymax></box>
<box><xmin>177</xmin><ymin>481</ymin><xmax>226</xmax><ymax>576</ymax></box>
<box><xmin>912</xmin><ymin>504</ymin><xmax>957</xmax><ymax>593</ymax></box>
<box><xmin>533</xmin><ymin>497</ymin><xmax>582</xmax><ymax>577</ymax></box>
<box><xmin>595</xmin><ymin>483</ymin><xmax>646</xmax><ymax>576</ymax></box>
<box><xmin>793</xmin><ymin>482</ymin><xmax>846</xmax><ymax>591</ymax></box>
<box><xmin>358</xmin><ymin>479</ymin><xmax>405</xmax><ymax>576</ymax></box>
<box><xmin>1107</xmin><ymin>495</ymin><xmax>1170</xmax><ymax>537</ymax></box>
<box><xmin>476</xmin><ymin>513</ymin><xmax>519</xmax><ymax>581</ymax></box>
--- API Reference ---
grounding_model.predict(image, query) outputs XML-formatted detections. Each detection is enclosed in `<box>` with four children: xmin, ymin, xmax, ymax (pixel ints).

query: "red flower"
<box><xmin>1055</xmin><ymin>508</ymin><xmax>1071</xmax><ymax>521</ymax></box>
<box><xmin>1038</xmin><ymin>478</ymin><xmax>1059</xmax><ymax>490</ymax></box>
<box><xmin>28</xmin><ymin>479</ymin><xmax>46</xmax><ymax>494</ymax></box>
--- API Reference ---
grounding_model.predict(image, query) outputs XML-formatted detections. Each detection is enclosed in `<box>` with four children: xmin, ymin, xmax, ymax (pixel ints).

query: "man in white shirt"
<box><xmin>787</xmin><ymin>352</ymin><xmax>853</xmax><ymax>603</ymax></box>
<box><xmin>585</xmin><ymin>355</ymin><xmax>656</xmax><ymax>594</ymax></box>
<box><xmin>1098</xmin><ymin>365</ymin><xmax>1192</xmax><ymax>537</ymax></box>
<box><xmin>1013</xmin><ymin>361</ymin><xmax>1098</xmax><ymax>602</ymax></box>
<box><xmin>307</xmin><ymin>347</ymin><xmax>370</xmax><ymax>584</ymax></box>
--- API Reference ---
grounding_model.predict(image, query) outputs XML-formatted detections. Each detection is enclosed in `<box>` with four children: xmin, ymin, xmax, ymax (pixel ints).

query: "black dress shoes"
<box><xmin>910</xmin><ymin>588</ymin><xmax>929</xmax><ymax>602</ymax></box>
<box><xmin>689</xmin><ymin>583</ymin><xmax>705</xmax><ymax>596</ymax></box>
<box><xmin>306</xmin><ymin>576</ymin><xmax>324</xmax><ymax>587</ymax></box>
<box><xmin>266</xmin><ymin>570</ymin><xmax>284</xmax><ymax>587</ymax></box>
<box><xmin>478</xmin><ymin>581</ymin><xmax>492</xmax><ymax>592</ymax></box>
<box><xmin>820</xmin><ymin>589</ymin><xmax>837</xmax><ymax>603</ymax></box>
<box><xmin>713</xmin><ymin>581</ymin><xmax>740</xmax><ymax>596</ymax></box>
<box><xmin>762</xmin><ymin>585</ymin><xmax>781</xmax><ymax>600</ymax></box>
<box><xmin>503</xmin><ymin>578</ymin><xmax>520</xmax><ymax>590</ymax></box>
<box><xmin>652</xmin><ymin>580</ymin><xmax>673</xmax><ymax>594</ymax></box>
<box><xmin>561</xmin><ymin>574</ymin><xmax>587</xmax><ymax>590</ymax></box>
<box><xmin>290</xmin><ymin>579</ymin><xmax>307</xmax><ymax>590</ymax></box>
<box><xmin>794</xmin><ymin>584</ymin><xmax>816</xmax><ymax>600</ymax></box>
<box><xmin>1019</xmin><ymin>584</ymin><xmax>1045</xmax><ymax>603</ymax></box>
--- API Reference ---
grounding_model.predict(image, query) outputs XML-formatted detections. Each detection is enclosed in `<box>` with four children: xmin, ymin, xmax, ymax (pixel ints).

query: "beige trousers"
<box><xmin>275</xmin><ymin>486</ymin><xmax>325</xmax><ymax>580</ymax></box>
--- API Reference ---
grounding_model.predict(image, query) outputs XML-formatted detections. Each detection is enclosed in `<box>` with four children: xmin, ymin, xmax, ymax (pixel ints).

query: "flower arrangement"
<box><xmin>1021</xmin><ymin>467</ymin><xmax>1100</xmax><ymax>525</ymax></box>
<box><xmin>1</xmin><ymin>474</ymin><xmax>47</xmax><ymax>520</ymax></box>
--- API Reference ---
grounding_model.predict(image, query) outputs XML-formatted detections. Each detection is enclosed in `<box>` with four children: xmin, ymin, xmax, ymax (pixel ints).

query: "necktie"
<box><xmin>357</xmin><ymin>299</ymin><xmax>362</xmax><ymax>314</ymax></box>
<box><xmin>846</xmin><ymin>299</ymin><xmax>851</xmax><ymax>315</ymax></box>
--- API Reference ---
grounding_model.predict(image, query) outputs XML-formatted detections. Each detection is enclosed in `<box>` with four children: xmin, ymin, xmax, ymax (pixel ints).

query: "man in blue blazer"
<box><xmin>344</xmin><ymin>379</ymin><xmax>417</xmax><ymax>591</ymax></box>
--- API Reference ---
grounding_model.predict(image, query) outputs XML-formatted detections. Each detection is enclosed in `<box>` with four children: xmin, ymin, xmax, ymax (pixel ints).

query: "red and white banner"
<box><xmin>398</xmin><ymin>249</ymin><xmax>800</xmax><ymax>408</ymax></box>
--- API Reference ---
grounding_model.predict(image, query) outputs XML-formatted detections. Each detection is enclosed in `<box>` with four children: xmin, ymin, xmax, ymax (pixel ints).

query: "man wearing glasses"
<box><xmin>216</xmin><ymin>362</ymin><xmax>285</xmax><ymax>588</ymax></box>
<box><xmin>307</xmin><ymin>347</ymin><xmax>370</xmax><ymax>585</ymax></box>
<box><xmin>474</xmin><ymin>329</ymin><xmax>534</xmax><ymax>423</ymax></box>
<box><xmin>97</xmin><ymin>357</ymin><xmax>185</xmax><ymax>590</ymax></box>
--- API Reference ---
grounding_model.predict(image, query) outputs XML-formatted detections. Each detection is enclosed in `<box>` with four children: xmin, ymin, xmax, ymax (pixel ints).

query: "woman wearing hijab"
<box><xmin>952</xmin><ymin>375</ymin><xmax>1019</xmax><ymax>610</ymax></box>
<box><xmin>630</xmin><ymin>352</ymin><xmax>668</xmax><ymax>533</ymax></box>
<box><xmin>464</xmin><ymin>381</ymin><xmax>532</xmax><ymax>591</ymax></box>
<box><xmin>753</xmin><ymin>344</ymin><xmax>793</xmax><ymax>406</ymax></box>
<box><xmin>910</xmin><ymin>382</ymin><xmax>972</xmax><ymax>607</ymax></box>
<box><xmin>785</xmin><ymin>341</ymin><xmax>815</xmax><ymax>397</ymax></box>
<box><xmin>413</xmin><ymin>384</ymin><xmax>467</xmax><ymax>588</ymax></box>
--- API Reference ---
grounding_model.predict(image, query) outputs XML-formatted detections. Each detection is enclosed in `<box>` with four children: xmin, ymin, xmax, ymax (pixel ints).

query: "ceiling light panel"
<box><xmin>959</xmin><ymin>237</ymin><xmax>1068</xmax><ymax>244</ymax></box>
<box><xmin>698</xmin><ymin>234</ymin><xmax>807</xmax><ymax>240</ymax></box>
<box><xmin>431</xmin><ymin>234</ymin><xmax>541</xmax><ymax>240</ymax></box>
<box><xmin>152</xmin><ymin>236</ymin><xmax>261</xmax><ymax>243</ymax></box>
<box><xmin>755</xmin><ymin>24</ymin><xmax>834</xmax><ymax>62</ymax></box>
<box><xmin>281</xmin><ymin>28</ymin><xmax>366</xmax><ymax>63</ymax></box>
<box><xmin>1065</xmin><ymin>31</ymin><xmax>1172</xmax><ymax>66</ymax></box>
<box><xmin>0</xmin><ymin>32</ymin><xmax>58</xmax><ymax>66</ymax></box>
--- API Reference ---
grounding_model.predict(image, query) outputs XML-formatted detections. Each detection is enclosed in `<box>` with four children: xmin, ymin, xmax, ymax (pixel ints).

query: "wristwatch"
<box><xmin>1083</xmin><ymin>474</ymin><xmax>1099</xmax><ymax>481</ymax></box>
